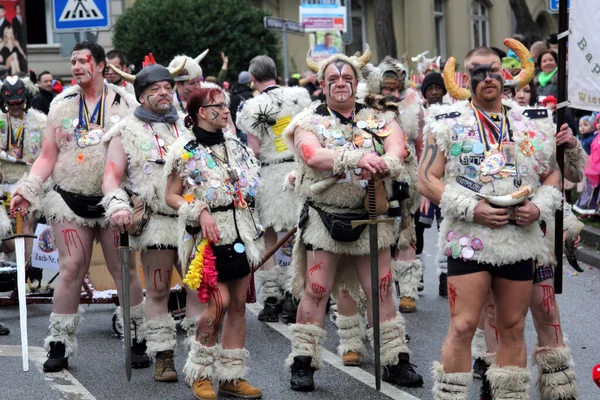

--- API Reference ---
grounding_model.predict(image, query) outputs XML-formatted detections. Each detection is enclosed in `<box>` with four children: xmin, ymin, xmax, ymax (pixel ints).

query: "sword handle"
<box><xmin>119</xmin><ymin>232</ymin><xmax>129</xmax><ymax>247</ymax></box>
<box><xmin>15</xmin><ymin>211</ymin><xmax>22</xmax><ymax>235</ymax></box>
<box><xmin>367</xmin><ymin>180</ymin><xmax>376</xmax><ymax>220</ymax></box>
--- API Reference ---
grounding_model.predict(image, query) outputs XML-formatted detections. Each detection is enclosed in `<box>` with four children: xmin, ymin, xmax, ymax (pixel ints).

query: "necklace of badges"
<box><xmin>471</xmin><ymin>104</ymin><xmax>509</xmax><ymax>182</ymax></box>
<box><xmin>5</xmin><ymin>115</ymin><xmax>24</xmax><ymax>159</ymax></box>
<box><xmin>74</xmin><ymin>86</ymin><xmax>107</xmax><ymax>148</ymax></box>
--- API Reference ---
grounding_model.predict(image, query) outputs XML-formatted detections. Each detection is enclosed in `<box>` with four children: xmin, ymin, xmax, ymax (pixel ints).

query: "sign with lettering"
<box><xmin>31</xmin><ymin>223</ymin><xmax>60</xmax><ymax>271</ymax></box>
<box><xmin>568</xmin><ymin>0</ymin><xmax>600</xmax><ymax>112</ymax></box>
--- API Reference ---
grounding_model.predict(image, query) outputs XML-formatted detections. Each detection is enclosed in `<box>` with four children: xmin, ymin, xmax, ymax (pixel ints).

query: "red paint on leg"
<box><xmin>153</xmin><ymin>269</ymin><xmax>162</xmax><ymax>290</ymax></box>
<box><xmin>539</xmin><ymin>284</ymin><xmax>555</xmax><ymax>315</ymax></box>
<box><xmin>211</xmin><ymin>288</ymin><xmax>224</xmax><ymax>325</ymax></box>
<box><xmin>545</xmin><ymin>323</ymin><xmax>561</xmax><ymax>344</ymax></box>
<box><xmin>301</xmin><ymin>144</ymin><xmax>315</xmax><ymax>163</ymax></box>
<box><xmin>448</xmin><ymin>282</ymin><xmax>457</xmax><ymax>314</ymax></box>
<box><xmin>311</xmin><ymin>283</ymin><xmax>326</xmax><ymax>308</ymax></box>
<box><xmin>379</xmin><ymin>270</ymin><xmax>392</xmax><ymax>301</ymax></box>
<box><xmin>489</xmin><ymin>323</ymin><xmax>499</xmax><ymax>344</ymax></box>
<box><xmin>61</xmin><ymin>229</ymin><xmax>86</xmax><ymax>260</ymax></box>
<box><xmin>308</xmin><ymin>262</ymin><xmax>323</xmax><ymax>276</ymax></box>
<box><xmin>113</xmin><ymin>229</ymin><xmax>119</xmax><ymax>248</ymax></box>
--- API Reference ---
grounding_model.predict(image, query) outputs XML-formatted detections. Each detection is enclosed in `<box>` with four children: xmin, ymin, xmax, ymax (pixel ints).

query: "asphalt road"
<box><xmin>1</xmin><ymin>227</ymin><xmax>599</xmax><ymax>400</ymax></box>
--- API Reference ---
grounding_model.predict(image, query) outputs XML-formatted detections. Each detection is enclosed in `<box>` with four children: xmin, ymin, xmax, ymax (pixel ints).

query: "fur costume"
<box><xmin>256</xmin><ymin>267</ymin><xmax>283</xmax><ymax>302</ymax></box>
<box><xmin>425</xmin><ymin>99</ymin><xmax>560</xmax><ymax>266</ymax></box>
<box><xmin>366</xmin><ymin>315</ymin><xmax>410</xmax><ymax>366</ymax></box>
<box><xmin>164</xmin><ymin>133</ymin><xmax>265</xmax><ymax>272</ymax></box>
<box><xmin>336</xmin><ymin>313</ymin><xmax>366</xmax><ymax>357</ymax></box>
<box><xmin>44</xmin><ymin>311</ymin><xmax>82</xmax><ymax>357</ymax></box>
<box><xmin>533</xmin><ymin>345</ymin><xmax>578</xmax><ymax>400</ymax></box>
<box><xmin>184</xmin><ymin>341</ymin><xmax>216</xmax><ymax>385</ymax></box>
<box><xmin>283</xmin><ymin>103</ymin><xmax>406</xmax><ymax>298</ymax></box>
<box><xmin>113</xmin><ymin>301</ymin><xmax>146</xmax><ymax>345</ymax></box>
<box><xmin>31</xmin><ymin>83</ymin><xmax>135</xmax><ymax>227</ymax></box>
<box><xmin>216</xmin><ymin>346</ymin><xmax>250</xmax><ymax>383</ymax></box>
<box><xmin>168</xmin><ymin>51</ymin><xmax>208</xmax><ymax>82</ymax></box>
<box><xmin>285</xmin><ymin>323</ymin><xmax>327</xmax><ymax>370</ymax></box>
<box><xmin>564</xmin><ymin>141</ymin><xmax>587</xmax><ymax>183</ymax></box>
<box><xmin>432</xmin><ymin>361</ymin><xmax>472</xmax><ymax>399</ymax></box>
<box><xmin>180</xmin><ymin>316</ymin><xmax>200</xmax><ymax>346</ymax></box>
<box><xmin>0</xmin><ymin>108</ymin><xmax>46</xmax><ymax>183</ymax></box>
<box><xmin>394</xmin><ymin>259</ymin><xmax>423</xmax><ymax>299</ymax></box>
<box><xmin>0</xmin><ymin>201</ymin><xmax>10</xmax><ymax>238</ymax></box>
<box><xmin>103</xmin><ymin>114</ymin><xmax>185</xmax><ymax>250</ymax></box>
<box><xmin>471</xmin><ymin>328</ymin><xmax>487</xmax><ymax>361</ymax></box>
<box><xmin>485</xmin><ymin>364</ymin><xmax>531</xmax><ymax>399</ymax></box>
<box><xmin>142</xmin><ymin>313</ymin><xmax>177</xmax><ymax>357</ymax></box>
<box><xmin>237</xmin><ymin>86</ymin><xmax>310</xmax><ymax>231</ymax></box>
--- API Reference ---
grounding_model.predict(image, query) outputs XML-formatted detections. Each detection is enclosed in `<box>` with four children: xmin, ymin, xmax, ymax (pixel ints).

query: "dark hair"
<box><xmin>185</xmin><ymin>87</ymin><xmax>225</xmax><ymax>128</ymax></box>
<box><xmin>491</xmin><ymin>47</ymin><xmax>507</xmax><ymax>60</ymax></box>
<box><xmin>512</xmin><ymin>68</ymin><xmax>537</xmax><ymax>107</ymax></box>
<box><xmin>536</xmin><ymin>49</ymin><xmax>557</xmax><ymax>68</ymax></box>
<box><xmin>72</xmin><ymin>41</ymin><xmax>106</xmax><ymax>65</ymax></box>
<box><xmin>106</xmin><ymin>49</ymin><xmax>126</xmax><ymax>67</ymax></box>
<box><xmin>38</xmin><ymin>71</ymin><xmax>52</xmax><ymax>81</ymax></box>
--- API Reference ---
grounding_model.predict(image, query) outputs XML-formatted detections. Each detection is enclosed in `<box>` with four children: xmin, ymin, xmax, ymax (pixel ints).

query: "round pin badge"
<box><xmin>72</xmin><ymin>118</ymin><xmax>79</xmax><ymax>128</ymax></box>
<box><xmin>445</xmin><ymin>245</ymin><xmax>453</xmax><ymax>257</ymax></box>
<box><xmin>519</xmin><ymin>164</ymin><xmax>530</xmax><ymax>176</ymax></box>
<box><xmin>471</xmin><ymin>238</ymin><xmax>483</xmax><ymax>251</ymax></box>
<box><xmin>234</xmin><ymin>243</ymin><xmax>245</xmax><ymax>253</ymax></box>
<box><xmin>452</xmin><ymin>124</ymin><xmax>464</xmax><ymax>135</ymax></box>
<box><xmin>185</xmin><ymin>159</ymin><xmax>196</xmax><ymax>170</ymax></box>
<box><xmin>451</xmin><ymin>242</ymin><xmax>462</xmax><ymax>258</ymax></box>
<box><xmin>62</xmin><ymin>118</ymin><xmax>73</xmax><ymax>129</ymax></box>
<box><xmin>359</xmin><ymin>180</ymin><xmax>368</xmax><ymax>189</ymax></box>
<box><xmin>354</xmin><ymin>135</ymin><xmax>365</xmax><ymax>147</ymax></box>
<box><xmin>248</xmin><ymin>186</ymin><xmax>257</xmax><ymax>196</ymax></box>
<box><xmin>356</xmin><ymin>120</ymin><xmax>367</xmax><ymax>129</ymax></box>
<box><xmin>140</xmin><ymin>140</ymin><xmax>152</xmax><ymax>151</ymax></box>
<box><xmin>143</xmin><ymin>163</ymin><xmax>153</xmax><ymax>174</ymax></box>
<box><xmin>472</xmin><ymin>142</ymin><xmax>484</xmax><ymax>155</ymax></box>
<box><xmin>458</xmin><ymin>235</ymin><xmax>470</xmax><ymax>247</ymax></box>
<box><xmin>480</xmin><ymin>173</ymin><xmax>492</xmax><ymax>183</ymax></box>
<box><xmin>466</xmin><ymin>166</ymin><xmax>478</xmax><ymax>179</ymax></box>
<box><xmin>187</xmin><ymin>177</ymin><xmax>196</xmax><ymax>186</ymax></box>
<box><xmin>519</xmin><ymin>140</ymin><xmax>534</xmax><ymax>156</ymax></box>
<box><xmin>461</xmin><ymin>246</ymin><xmax>475</xmax><ymax>260</ymax></box>
<box><xmin>532</xmin><ymin>138</ymin><xmax>544</xmax><ymax>151</ymax></box>
<box><xmin>362</xmin><ymin>132</ymin><xmax>372</xmax><ymax>139</ymax></box>
<box><xmin>363</xmin><ymin>139</ymin><xmax>373</xmax><ymax>148</ymax></box>
<box><xmin>158</xmin><ymin>139</ymin><xmax>165</xmax><ymax>147</ymax></box>
<box><xmin>446</xmin><ymin>230</ymin><xmax>456</xmax><ymax>241</ymax></box>
<box><xmin>110</xmin><ymin>115</ymin><xmax>121</xmax><ymax>124</ymax></box>
<box><xmin>337</xmin><ymin>136</ymin><xmax>347</xmax><ymax>145</ymax></box>
<box><xmin>210</xmin><ymin>179</ymin><xmax>221</xmax><ymax>188</ymax></box>
<box><xmin>322</xmin><ymin>129</ymin><xmax>331</xmax><ymax>138</ymax></box>
<box><xmin>450</xmin><ymin>143</ymin><xmax>462</xmax><ymax>156</ymax></box>
<box><xmin>354</xmin><ymin>168</ymin><xmax>362</xmax><ymax>176</ymax></box>
<box><xmin>206</xmin><ymin>188</ymin><xmax>217</xmax><ymax>201</ymax></box>
<box><xmin>378</xmin><ymin>119</ymin><xmax>386</xmax><ymax>128</ymax></box>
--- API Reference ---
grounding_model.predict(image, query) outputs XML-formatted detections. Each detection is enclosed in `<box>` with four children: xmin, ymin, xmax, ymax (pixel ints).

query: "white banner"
<box><xmin>274</xmin><ymin>231</ymin><xmax>294</xmax><ymax>268</ymax></box>
<box><xmin>31</xmin><ymin>223</ymin><xmax>60</xmax><ymax>271</ymax></box>
<box><xmin>568</xmin><ymin>0</ymin><xmax>600</xmax><ymax>112</ymax></box>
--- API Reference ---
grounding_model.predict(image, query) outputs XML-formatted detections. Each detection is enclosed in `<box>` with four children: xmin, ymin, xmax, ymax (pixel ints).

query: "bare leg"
<box><xmin>221</xmin><ymin>275</ymin><xmax>251</xmax><ymax>349</ymax></box>
<box><xmin>530</xmin><ymin>278</ymin><xmax>564</xmax><ymax>347</ymax></box>
<box><xmin>355</xmin><ymin>249</ymin><xmax>397</xmax><ymax>326</ymax></box>
<box><xmin>195</xmin><ymin>282</ymin><xmax>230</xmax><ymax>347</ymax></box>
<box><xmin>141</xmin><ymin>249</ymin><xmax>176</xmax><ymax>319</ymax></box>
<box><xmin>262</xmin><ymin>227</ymin><xmax>278</xmax><ymax>270</ymax></box>
<box><xmin>336</xmin><ymin>289</ymin><xmax>358</xmax><ymax>316</ymax></box>
<box><xmin>484</xmin><ymin>292</ymin><xmax>499</xmax><ymax>353</ymax></box>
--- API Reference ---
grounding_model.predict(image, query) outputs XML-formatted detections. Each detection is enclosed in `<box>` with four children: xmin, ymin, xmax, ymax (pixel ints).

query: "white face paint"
<box><xmin>322</xmin><ymin>61</ymin><xmax>357</xmax><ymax>107</ymax></box>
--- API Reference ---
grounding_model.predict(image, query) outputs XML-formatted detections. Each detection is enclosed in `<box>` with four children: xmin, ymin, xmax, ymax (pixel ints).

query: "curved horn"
<box><xmin>443</xmin><ymin>57</ymin><xmax>470</xmax><ymax>100</ymax></box>
<box><xmin>306</xmin><ymin>49</ymin><xmax>319</xmax><ymax>73</ymax></box>
<box><xmin>357</xmin><ymin>44</ymin><xmax>372</xmax><ymax>65</ymax></box>
<box><xmin>168</xmin><ymin>58</ymin><xmax>187</xmax><ymax>77</ymax></box>
<box><xmin>194</xmin><ymin>49</ymin><xmax>209</xmax><ymax>64</ymax></box>
<box><xmin>108</xmin><ymin>64</ymin><xmax>135</xmax><ymax>84</ymax></box>
<box><xmin>504</xmin><ymin>38</ymin><xmax>535</xmax><ymax>89</ymax></box>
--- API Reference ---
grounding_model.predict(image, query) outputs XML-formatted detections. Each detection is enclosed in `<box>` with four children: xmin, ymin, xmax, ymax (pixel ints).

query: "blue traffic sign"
<box><xmin>548</xmin><ymin>0</ymin><xmax>569</xmax><ymax>13</ymax></box>
<box><xmin>52</xmin><ymin>0</ymin><xmax>112</xmax><ymax>32</ymax></box>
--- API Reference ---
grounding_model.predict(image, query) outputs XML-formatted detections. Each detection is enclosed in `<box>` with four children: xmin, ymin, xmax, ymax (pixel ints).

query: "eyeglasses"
<box><xmin>202</xmin><ymin>103</ymin><xmax>227</xmax><ymax>110</ymax></box>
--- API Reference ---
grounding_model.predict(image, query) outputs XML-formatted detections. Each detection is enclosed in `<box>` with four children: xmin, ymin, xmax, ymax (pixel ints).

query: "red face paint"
<box><xmin>311</xmin><ymin>283</ymin><xmax>326</xmax><ymax>307</ymax></box>
<box><xmin>539</xmin><ymin>284</ymin><xmax>555</xmax><ymax>315</ymax></box>
<box><xmin>308</xmin><ymin>261</ymin><xmax>323</xmax><ymax>276</ymax></box>
<box><xmin>301</xmin><ymin>144</ymin><xmax>315</xmax><ymax>162</ymax></box>
<box><xmin>447</xmin><ymin>282</ymin><xmax>457</xmax><ymax>314</ymax></box>
<box><xmin>61</xmin><ymin>229</ymin><xmax>86</xmax><ymax>260</ymax></box>
<box><xmin>87</xmin><ymin>54</ymin><xmax>94</xmax><ymax>78</ymax></box>
<box><xmin>379</xmin><ymin>270</ymin><xmax>392</xmax><ymax>301</ymax></box>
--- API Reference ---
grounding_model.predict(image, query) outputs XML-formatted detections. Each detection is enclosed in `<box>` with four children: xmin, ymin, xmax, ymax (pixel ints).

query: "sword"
<box><xmin>118</xmin><ymin>232</ymin><xmax>132</xmax><ymax>381</ymax></box>
<box><xmin>3</xmin><ymin>210</ymin><xmax>36</xmax><ymax>371</ymax></box>
<box><xmin>351</xmin><ymin>179</ymin><xmax>394</xmax><ymax>391</ymax></box>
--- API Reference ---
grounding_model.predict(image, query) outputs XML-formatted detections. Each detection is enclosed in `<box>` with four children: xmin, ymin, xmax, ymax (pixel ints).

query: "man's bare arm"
<box><xmin>417</xmin><ymin>133</ymin><xmax>446</xmax><ymax>205</ymax></box>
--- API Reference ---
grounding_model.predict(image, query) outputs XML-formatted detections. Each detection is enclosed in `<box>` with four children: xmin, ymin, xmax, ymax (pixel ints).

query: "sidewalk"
<box><xmin>578</xmin><ymin>225</ymin><xmax>600</xmax><ymax>269</ymax></box>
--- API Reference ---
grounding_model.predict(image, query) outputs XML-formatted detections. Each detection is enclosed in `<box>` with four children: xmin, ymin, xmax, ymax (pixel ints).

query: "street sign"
<box><xmin>548</xmin><ymin>0</ymin><xmax>569</xmax><ymax>13</ymax></box>
<box><xmin>263</xmin><ymin>17</ymin><xmax>305</xmax><ymax>36</ymax></box>
<box><xmin>52</xmin><ymin>0</ymin><xmax>112</xmax><ymax>32</ymax></box>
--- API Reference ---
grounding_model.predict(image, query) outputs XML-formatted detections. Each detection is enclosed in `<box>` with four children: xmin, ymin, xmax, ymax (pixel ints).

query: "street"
<box><xmin>1</xmin><ymin>227</ymin><xmax>599</xmax><ymax>400</ymax></box>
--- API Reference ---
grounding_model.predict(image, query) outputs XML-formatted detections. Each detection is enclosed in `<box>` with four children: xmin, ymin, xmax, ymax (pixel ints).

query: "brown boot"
<box><xmin>342</xmin><ymin>351</ymin><xmax>361</xmax><ymax>366</ymax></box>
<box><xmin>192</xmin><ymin>378</ymin><xmax>216</xmax><ymax>400</ymax></box>
<box><xmin>154</xmin><ymin>350</ymin><xmax>178</xmax><ymax>382</ymax></box>
<box><xmin>218</xmin><ymin>379</ymin><xmax>262</xmax><ymax>398</ymax></box>
<box><xmin>399</xmin><ymin>297</ymin><xmax>417</xmax><ymax>313</ymax></box>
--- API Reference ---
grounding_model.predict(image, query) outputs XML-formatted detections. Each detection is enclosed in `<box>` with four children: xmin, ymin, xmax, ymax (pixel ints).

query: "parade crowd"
<box><xmin>0</xmin><ymin>32</ymin><xmax>590</xmax><ymax>400</ymax></box>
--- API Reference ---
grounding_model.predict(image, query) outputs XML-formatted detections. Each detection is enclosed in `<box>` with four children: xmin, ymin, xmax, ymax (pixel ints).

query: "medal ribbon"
<box><xmin>5</xmin><ymin>115</ymin><xmax>24</xmax><ymax>159</ymax></box>
<box><xmin>79</xmin><ymin>85</ymin><xmax>107</xmax><ymax>130</ymax></box>
<box><xmin>150</xmin><ymin>123</ymin><xmax>179</xmax><ymax>159</ymax></box>
<box><xmin>471</xmin><ymin>103</ymin><xmax>507</xmax><ymax>154</ymax></box>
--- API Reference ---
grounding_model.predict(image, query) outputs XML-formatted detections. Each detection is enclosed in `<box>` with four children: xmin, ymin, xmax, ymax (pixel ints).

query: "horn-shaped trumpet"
<box><xmin>168</xmin><ymin>58</ymin><xmax>187</xmax><ymax>77</ymax></box>
<box><xmin>356</xmin><ymin>44</ymin><xmax>372</xmax><ymax>65</ymax></box>
<box><xmin>504</xmin><ymin>38</ymin><xmax>535</xmax><ymax>89</ymax></box>
<box><xmin>306</xmin><ymin>49</ymin><xmax>320</xmax><ymax>73</ymax></box>
<box><xmin>108</xmin><ymin>64</ymin><xmax>136</xmax><ymax>84</ymax></box>
<box><xmin>194</xmin><ymin>49</ymin><xmax>209</xmax><ymax>64</ymax></box>
<box><xmin>443</xmin><ymin>57</ymin><xmax>471</xmax><ymax>100</ymax></box>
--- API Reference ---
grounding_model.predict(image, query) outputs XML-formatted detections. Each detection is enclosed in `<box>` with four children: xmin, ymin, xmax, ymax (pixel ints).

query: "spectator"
<box><xmin>547</xmin><ymin>33</ymin><xmax>559</xmax><ymax>53</ymax></box>
<box><xmin>421</xmin><ymin>72</ymin><xmax>446</xmax><ymax>106</ymax></box>
<box><xmin>533</xmin><ymin>49</ymin><xmax>558</xmax><ymax>99</ymax></box>
<box><xmin>30</xmin><ymin>71</ymin><xmax>55</xmax><ymax>114</ymax></box>
<box><xmin>288</xmin><ymin>73</ymin><xmax>301</xmax><ymax>87</ymax></box>
<box><xmin>105</xmin><ymin>49</ymin><xmax>134</xmax><ymax>94</ymax></box>
<box><xmin>512</xmin><ymin>69</ymin><xmax>538</xmax><ymax>107</ymax></box>
<box><xmin>573</xmin><ymin>114</ymin><xmax>600</xmax><ymax>217</ymax></box>
<box><xmin>530</xmin><ymin>40</ymin><xmax>549</xmax><ymax>75</ymax></box>
<box><xmin>229</xmin><ymin>71</ymin><xmax>254</xmax><ymax>125</ymax></box>
<box><xmin>300</xmin><ymin>71</ymin><xmax>323</xmax><ymax>101</ymax></box>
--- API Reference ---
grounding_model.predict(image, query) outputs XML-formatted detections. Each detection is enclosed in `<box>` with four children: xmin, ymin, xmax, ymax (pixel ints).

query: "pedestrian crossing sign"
<box><xmin>52</xmin><ymin>0</ymin><xmax>112</xmax><ymax>32</ymax></box>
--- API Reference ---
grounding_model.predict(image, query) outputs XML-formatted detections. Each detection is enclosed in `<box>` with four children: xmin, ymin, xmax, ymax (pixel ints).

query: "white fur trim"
<box><xmin>256</xmin><ymin>267</ymin><xmax>283</xmax><ymax>302</ymax></box>
<box><xmin>471</xmin><ymin>328</ymin><xmax>487</xmax><ymax>360</ymax></box>
<box><xmin>336</xmin><ymin>314</ymin><xmax>366</xmax><ymax>357</ymax></box>
<box><xmin>285</xmin><ymin>323</ymin><xmax>327</xmax><ymax>370</ymax></box>
<box><xmin>381</xmin><ymin>153</ymin><xmax>410</xmax><ymax>182</ymax></box>
<box><xmin>483</xmin><ymin>352</ymin><xmax>497</xmax><ymax>367</ymax></box>
<box><xmin>531</xmin><ymin>185</ymin><xmax>563</xmax><ymax>223</ymax></box>
<box><xmin>333</xmin><ymin>149</ymin><xmax>363</xmax><ymax>175</ymax></box>
<box><xmin>178</xmin><ymin>200</ymin><xmax>208</xmax><ymax>227</ymax></box>
<box><xmin>13</xmin><ymin>174</ymin><xmax>43</xmax><ymax>212</ymax></box>
<box><xmin>142</xmin><ymin>313</ymin><xmax>176</xmax><ymax>356</ymax></box>
<box><xmin>0</xmin><ymin>202</ymin><xmax>10</xmax><ymax>238</ymax></box>
<box><xmin>395</xmin><ymin>259</ymin><xmax>423</xmax><ymax>299</ymax></box>
<box><xmin>368</xmin><ymin>315</ymin><xmax>410</xmax><ymax>366</ymax></box>
<box><xmin>184</xmin><ymin>342</ymin><xmax>216</xmax><ymax>385</ymax></box>
<box><xmin>256</xmin><ymin>162</ymin><xmax>300</xmax><ymax>231</ymax></box>
<box><xmin>486</xmin><ymin>365</ymin><xmax>531</xmax><ymax>400</ymax></box>
<box><xmin>440</xmin><ymin>185</ymin><xmax>478</xmax><ymax>223</ymax></box>
<box><xmin>431</xmin><ymin>361</ymin><xmax>472</xmax><ymax>400</ymax></box>
<box><xmin>101</xmin><ymin>188</ymin><xmax>132</xmax><ymax>221</ymax></box>
<box><xmin>216</xmin><ymin>346</ymin><xmax>249</xmax><ymax>383</ymax></box>
<box><xmin>169</xmin><ymin>55</ymin><xmax>203</xmax><ymax>81</ymax></box>
<box><xmin>44</xmin><ymin>312</ymin><xmax>82</xmax><ymax>357</ymax></box>
<box><xmin>533</xmin><ymin>346</ymin><xmax>578</xmax><ymax>400</ymax></box>
<box><xmin>564</xmin><ymin>142</ymin><xmax>587</xmax><ymax>183</ymax></box>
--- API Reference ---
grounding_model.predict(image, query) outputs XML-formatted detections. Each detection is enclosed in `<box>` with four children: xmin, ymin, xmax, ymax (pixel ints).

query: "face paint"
<box><xmin>210</xmin><ymin>109</ymin><xmax>219</xmax><ymax>121</ymax></box>
<box><xmin>539</xmin><ymin>284</ymin><xmax>554</xmax><ymax>315</ymax></box>
<box><xmin>447</xmin><ymin>282</ymin><xmax>457</xmax><ymax>313</ymax></box>
<box><xmin>469</xmin><ymin>62</ymin><xmax>503</xmax><ymax>95</ymax></box>
<box><xmin>86</xmin><ymin>54</ymin><xmax>94</xmax><ymax>78</ymax></box>
<box><xmin>301</xmin><ymin>144</ymin><xmax>315</xmax><ymax>162</ymax></box>
<box><xmin>308</xmin><ymin>261</ymin><xmax>323</xmax><ymax>276</ymax></box>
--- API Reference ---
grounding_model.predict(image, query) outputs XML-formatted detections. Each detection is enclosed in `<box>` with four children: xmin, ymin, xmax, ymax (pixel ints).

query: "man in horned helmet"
<box><xmin>236</xmin><ymin>55</ymin><xmax>311</xmax><ymax>324</ymax></box>
<box><xmin>101</xmin><ymin>54</ymin><xmax>205</xmax><ymax>382</ymax></box>
<box><xmin>168</xmin><ymin>50</ymin><xmax>209</xmax><ymax>113</ymax></box>
<box><xmin>10</xmin><ymin>41</ymin><xmax>146</xmax><ymax>373</ymax></box>
<box><xmin>419</xmin><ymin>40</ymin><xmax>563</xmax><ymax>399</ymax></box>
<box><xmin>282</xmin><ymin>46</ymin><xmax>422</xmax><ymax>392</ymax></box>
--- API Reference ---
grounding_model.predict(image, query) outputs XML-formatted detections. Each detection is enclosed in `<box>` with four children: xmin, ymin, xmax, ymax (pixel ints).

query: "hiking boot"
<box><xmin>418</xmin><ymin>275</ymin><xmax>424</xmax><ymax>292</ymax></box>
<box><xmin>218</xmin><ymin>379</ymin><xmax>262</xmax><ymax>398</ymax></box>
<box><xmin>290</xmin><ymin>356</ymin><xmax>315</xmax><ymax>392</ymax></box>
<box><xmin>342</xmin><ymin>351</ymin><xmax>360</xmax><ymax>366</ymax></box>
<box><xmin>132</xmin><ymin>339</ymin><xmax>151</xmax><ymax>369</ymax></box>
<box><xmin>399</xmin><ymin>297</ymin><xmax>417</xmax><ymax>313</ymax></box>
<box><xmin>439</xmin><ymin>273</ymin><xmax>448</xmax><ymax>298</ymax></box>
<box><xmin>192</xmin><ymin>378</ymin><xmax>216</xmax><ymax>400</ymax></box>
<box><xmin>472</xmin><ymin>357</ymin><xmax>487</xmax><ymax>380</ymax></box>
<box><xmin>43</xmin><ymin>341</ymin><xmax>68</xmax><ymax>372</ymax></box>
<box><xmin>281</xmin><ymin>292</ymin><xmax>298</xmax><ymax>324</ymax></box>
<box><xmin>257</xmin><ymin>297</ymin><xmax>281</xmax><ymax>322</ymax></box>
<box><xmin>0</xmin><ymin>324</ymin><xmax>9</xmax><ymax>335</ymax></box>
<box><xmin>154</xmin><ymin>350</ymin><xmax>178</xmax><ymax>382</ymax></box>
<box><xmin>382</xmin><ymin>352</ymin><xmax>423</xmax><ymax>387</ymax></box>
<box><xmin>480</xmin><ymin>370</ymin><xmax>492</xmax><ymax>400</ymax></box>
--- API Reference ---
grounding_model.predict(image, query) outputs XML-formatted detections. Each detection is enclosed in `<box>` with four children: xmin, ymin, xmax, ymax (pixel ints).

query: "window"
<box><xmin>434</xmin><ymin>0</ymin><xmax>446</xmax><ymax>59</ymax></box>
<box><xmin>471</xmin><ymin>0</ymin><xmax>490</xmax><ymax>48</ymax></box>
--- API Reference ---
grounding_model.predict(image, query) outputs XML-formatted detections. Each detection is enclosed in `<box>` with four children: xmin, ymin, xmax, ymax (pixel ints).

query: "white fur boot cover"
<box><xmin>336</xmin><ymin>314</ymin><xmax>366</xmax><ymax>357</ymax></box>
<box><xmin>432</xmin><ymin>361</ymin><xmax>472</xmax><ymax>400</ymax></box>
<box><xmin>486</xmin><ymin>364</ymin><xmax>531</xmax><ymax>400</ymax></box>
<box><xmin>285</xmin><ymin>323</ymin><xmax>327</xmax><ymax>370</ymax></box>
<box><xmin>44</xmin><ymin>312</ymin><xmax>82</xmax><ymax>357</ymax></box>
<box><xmin>183</xmin><ymin>341</ymin><xmax>216</xmax><ymax>386</ymax></box>
<box><xmin>256</xmin><ymin>266</ymin><xmax>282</xmax><ymax>302</ymax></box>
<box><xmin>471</xmin><ymin>328</ymin><xmax>487</xmax><ymax>361</ymax></box>
<box><xmin>395</xmin><ymin>259</ymin><xmax>423</xmax><ymax>299</ymax></box>
<box><xmin>533</xmin><ymin>345</ymin><xmax>578</xmax><ymax>400</ymax></box>
<box><xmin>180</xmin><ymin>316</ymin><xmax>200</xmax><ymax>347</ymax></box>
<box><xmin>368</xmin><ymin>315</ymin><xmax>410</xmax><ymax>366</ymax></box>
<box><xmin>216</xmin><ymin>346</ymin><xmax>250</xmax><ymax>384</ymax></box>
<box><xmin>142</xmin><ymin>313</ymin><xmax>176</xmax><ymax>357</ymax></box>
<box><xmin>130</xmin><ymin>300</ymin><xmax>145</xmax><ymax>344</ymax></box>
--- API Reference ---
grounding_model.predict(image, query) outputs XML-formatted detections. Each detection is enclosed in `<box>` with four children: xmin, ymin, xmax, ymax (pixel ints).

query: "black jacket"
<box><xmin>229</xmin><ymin>84</ymin><xmax>254</xmax><ymax>124</ymax></box>
<box><xmin>31</xmin><ymin>89</ymin><xmax>55</xmax><ymax>115</ymax></box>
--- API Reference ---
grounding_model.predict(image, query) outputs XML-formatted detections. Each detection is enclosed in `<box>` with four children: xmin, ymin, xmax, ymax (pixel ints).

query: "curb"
<box><xmin>576</xmin><ymin>247</ymin><xmax>600</xmax><ymax>269</ymax></box>
<box><xmin>578</xmin><ymin>225</ymin><xmax>600</xmax><ymax>269</ymax></box>
<box><xmin>580</xmin><ymin>225</ymin><xmax>600</xmax><ymax>247</ymax></box>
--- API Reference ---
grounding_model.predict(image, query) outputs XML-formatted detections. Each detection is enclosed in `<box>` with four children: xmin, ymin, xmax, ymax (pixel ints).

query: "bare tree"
<box><xmin>372</xmin><ymin>0</ymin><xmax>397</xmax><ymax>60</ymax></box>
<box><xmin>509</xmin><ymin>0</ymin><xmax>542</xmax><ymax>44</ymax></box>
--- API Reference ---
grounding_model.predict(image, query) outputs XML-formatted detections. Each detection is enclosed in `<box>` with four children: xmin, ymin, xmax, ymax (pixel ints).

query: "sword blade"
<box><xmin>119</xmin><ymin>234</ymin><xmax>132</xmax><ymax>381</ymax></box>
<box><xmin>368</xmin><ymin>224</ymin><xmax>381</xmax><ymax>391</ymax></box>
<box><xmin>15</xmin><ymin>237</ymin><xmax>29</xmax><ymax>371</ymax></box>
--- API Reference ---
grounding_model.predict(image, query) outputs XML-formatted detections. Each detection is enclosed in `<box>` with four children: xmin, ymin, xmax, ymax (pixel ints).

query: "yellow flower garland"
<box><xmin>183</xmin><ymin>238</ymin><xmax>210</xmax><ymax>290</ymax></box>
